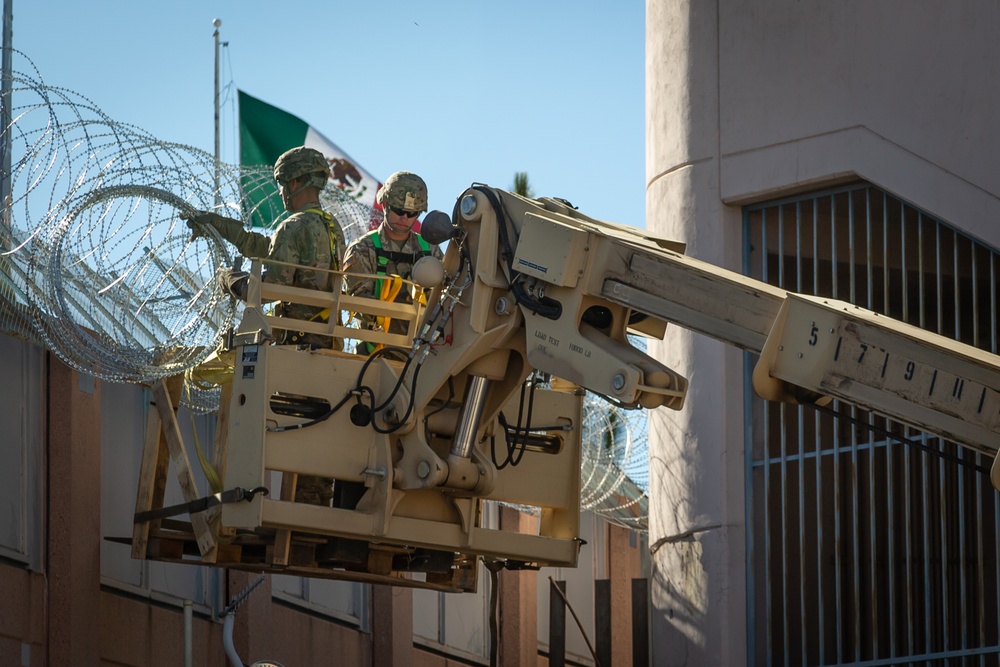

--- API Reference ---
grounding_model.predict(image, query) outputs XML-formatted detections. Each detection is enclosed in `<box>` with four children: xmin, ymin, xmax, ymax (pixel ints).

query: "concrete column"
<box><xmin>46</xmin><ymin>357</ymin><xmax>102</xmax><ymax>665</ymax></box>
<box><xmin>498</xmin><ymin>506</ymin><xmax>538</xmax><ymax>665</ymax></box>
<box><xmin>228</xmin><ymin>570</ymin><xmax>271</xmax><ymax>664</ymax></box>
<box><xmin>646</xmin><ymin>1</ymin><xmax>748</xmax><ymax>665</ymax></box>
<box><xmin>607</xmin><ymin>524</ymin><xmax>642</xmax><ymax>666</ymax></box>
<box><xmin>371</xmin><ymin>583</ymin><xmax>412</xmax><ymax>666</ymax></box>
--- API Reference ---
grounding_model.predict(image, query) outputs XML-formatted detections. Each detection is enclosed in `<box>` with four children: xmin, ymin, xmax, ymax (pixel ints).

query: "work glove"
<box><xmin>181</xmin><ymin>210</ymin><xmax>245</xmax><ymax>244</ymax></box>
<box><xmin>221</xmin><ymin>268</ymin><xmax>250</xmax><ymax>301</ymax></box>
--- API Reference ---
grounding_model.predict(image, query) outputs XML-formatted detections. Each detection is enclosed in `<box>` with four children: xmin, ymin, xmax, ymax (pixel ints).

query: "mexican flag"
<box><xmin>238</xmin><ymin>90</ymin><xmax>381</xmax><ymax>231</ymax></box>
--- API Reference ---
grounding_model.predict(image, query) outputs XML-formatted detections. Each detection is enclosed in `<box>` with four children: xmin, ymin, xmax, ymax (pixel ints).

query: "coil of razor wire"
<box><xmin>579</xmin><ymin>394</ymin><xmax>649</xmax><ymax>530</ymax></box>
<box><xmin>0</xmin><ymin>50</ymin><xmax>378</xmax><ymax>388</ymax></box>
<box><xmin>1</xmin><ymin>50</ymin><xmax>237</xmax><ymax>383</ymax></box>
<box><xmin>499</xmin><ymin>369</ymin><xmax>651</xmax><ymax>531</ymax></box>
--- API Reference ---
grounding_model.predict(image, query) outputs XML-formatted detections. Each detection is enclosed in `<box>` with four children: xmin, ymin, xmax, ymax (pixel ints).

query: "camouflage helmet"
<box><xmin>377</xmin><ymin>171</ymin><xmax>428</xmax><ymax>213</ymax></box>
<box><xmin>273</xmin><ymin>146</ymin><xmax>330</xmax><ymax>189</ymax></box>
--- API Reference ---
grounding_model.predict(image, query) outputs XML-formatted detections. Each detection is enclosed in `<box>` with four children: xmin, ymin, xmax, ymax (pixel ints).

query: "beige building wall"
<box><xmin>645</xmin><ymin>1</ymin><xmax>1000</xmax><ymax>664</ymax></box>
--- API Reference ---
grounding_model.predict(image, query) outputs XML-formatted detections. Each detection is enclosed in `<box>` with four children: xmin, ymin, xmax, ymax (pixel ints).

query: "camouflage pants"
<box><xmin>294</xmin><ymin>475</ymin><xmax>334</xmax><ymax>506</ymax></box>
<box><xmin>277</xmin><ymin>329</ymin><xmax>341</xmax><ymax>350</ymax></box>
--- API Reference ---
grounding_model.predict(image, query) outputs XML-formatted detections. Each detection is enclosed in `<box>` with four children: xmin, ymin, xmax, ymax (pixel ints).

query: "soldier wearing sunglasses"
<box><xmin>344</xmin><ymin>171</ymin><xmax>442</xmax><ymax>353</ymax></box>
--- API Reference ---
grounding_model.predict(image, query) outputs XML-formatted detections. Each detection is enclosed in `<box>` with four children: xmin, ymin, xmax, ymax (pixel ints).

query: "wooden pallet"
<box><xmin>122</xmin><ymin>376</ymin><xmax>479</xmax><ymax>593</ymax></box>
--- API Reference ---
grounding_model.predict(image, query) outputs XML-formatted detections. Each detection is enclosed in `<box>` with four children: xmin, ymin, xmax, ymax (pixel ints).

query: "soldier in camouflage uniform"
<box><xmin>185</xmin><ymin>146</ymin><xmax>343</xmax><ymax>507</ymax></box>
<box><xmin>185</xmin><ymin>147</ymin><xmax>344</xmax><ymax>351</ymax></box>
<box><xmin>343</xmin><ymin>171</ymin><xmax>442</xmax><ymax>353</ymax></box>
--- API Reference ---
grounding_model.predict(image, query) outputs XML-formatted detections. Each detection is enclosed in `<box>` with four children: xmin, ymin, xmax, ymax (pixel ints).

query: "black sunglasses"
<box><xmin>389</xmin><ymin>206</ymin><xmax>420</xmax><ymax>218</ymax></box>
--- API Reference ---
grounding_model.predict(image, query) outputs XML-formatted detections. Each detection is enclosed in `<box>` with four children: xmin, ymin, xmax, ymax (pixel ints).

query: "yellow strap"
<box><xmin>372</xmin><ymin>275</ymin><xmax>405</xmax><ymax>347</ymax></box>
<box><xmin>192</xmin><ymin>419</ymin><xmax>223</xmax><ymax>494</ymax></box>
<box><xmin>185</xmin><ymin>348</ymin><xmax>235</xmax><ymax>386</ymax></box>
<box><xmin>182</xmin><ymin>383</ymin><xmax>223</xmax><ymax>494</ymax></box>
<box><xmin>382</xmin><ymin>275</ymin><xmax>404</xmax><ymax>303</ymax></box>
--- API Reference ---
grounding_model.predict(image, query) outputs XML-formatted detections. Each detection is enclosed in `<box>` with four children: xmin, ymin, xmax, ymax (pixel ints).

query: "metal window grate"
<box><xmin>743</xmin><ymin>183</ymin><xmax>1000</xmax><ymax>666</ymax></box>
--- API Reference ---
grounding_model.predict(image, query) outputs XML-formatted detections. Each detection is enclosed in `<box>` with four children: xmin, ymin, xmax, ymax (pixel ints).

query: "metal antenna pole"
<box><xmin>212</xmin><ymin>18</ymin><xmax>222</xmax><ymax>209</ymax></box>
<box><xmin>1</xmin><ymin>0</ymin><xmax>13</xmax><ymax>243</ymax></box>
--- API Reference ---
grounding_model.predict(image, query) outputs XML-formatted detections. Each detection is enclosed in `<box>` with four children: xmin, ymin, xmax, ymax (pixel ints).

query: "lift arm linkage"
<box><xmin>503</xmin><ymin>187</ymin><xmax>1000</xmax><ymax>487</ymax></box>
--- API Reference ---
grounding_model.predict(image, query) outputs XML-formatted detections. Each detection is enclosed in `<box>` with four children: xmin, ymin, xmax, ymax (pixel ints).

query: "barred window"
<box><xmin>745</xmin><ymin>183</ymin><xmax>1000</xmax><ymax>665</ymax></box>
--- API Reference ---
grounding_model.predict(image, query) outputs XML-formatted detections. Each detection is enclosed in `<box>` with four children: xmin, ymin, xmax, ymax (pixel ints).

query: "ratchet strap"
<box><xmin>133</xmin><ymin>486</ymin><xmax>269</xmax><ymax>524</ymax></box>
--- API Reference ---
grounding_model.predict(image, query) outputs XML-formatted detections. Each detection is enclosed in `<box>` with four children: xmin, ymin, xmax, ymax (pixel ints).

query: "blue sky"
<box><xmin>12</xmin><ymin>0</ymin><xmax>646</xmax><ymax>227</ymax></box>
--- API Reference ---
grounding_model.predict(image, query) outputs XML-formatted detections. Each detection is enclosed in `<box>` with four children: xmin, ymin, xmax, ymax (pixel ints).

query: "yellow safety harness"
<box><xmin>361</xmin><ymin>231</ymin><xmax>431</xmax><ymax>353</ymax></box>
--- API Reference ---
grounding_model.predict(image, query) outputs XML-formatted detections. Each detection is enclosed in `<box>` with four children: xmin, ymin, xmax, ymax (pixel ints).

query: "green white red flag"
<box><xmin>238</xmin><ymin>90</ymin><xmax>381</xmax><ymax>229</ymax></box>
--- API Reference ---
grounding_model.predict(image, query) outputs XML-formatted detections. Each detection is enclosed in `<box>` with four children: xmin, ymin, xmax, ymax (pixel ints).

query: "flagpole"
<box><xmin>1</xmin><ymin>0</ymin><xmax>13</xmax><ymax>239</ymax></box>
<box><xmin>212</xmin><ymin>17</ymin><xmax>221</xmax><ymax>209</ymax></box>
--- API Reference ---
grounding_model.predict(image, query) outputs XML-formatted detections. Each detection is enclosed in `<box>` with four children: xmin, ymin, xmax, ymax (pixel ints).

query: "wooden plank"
<box><xmin>131</xmin><ymin>384</ymin><xmax>172</xmax><ymax>559</ymax></box>
<box><xmin>212</xmin><ymin>381</ymin><xmax>233</xmax><ymax>479</ymax></box>
<box><xmin>151</xmin><ymin>379</ymin><xmax>217</xmax><ymax>558</ymax></box>
<box><xmin>147</xmin><ymin>536</ymin><xmax>185</xmax><ymax>560</ymax></box>
<box><xmin>270</xmin><ymin>472</ymin><xmax>297</xmax><ymax>566</ymax></box>
<box><xmin>365</xmin><ymin>548</ymin><xmax>394</xmax><ymax>576</ymax></box>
